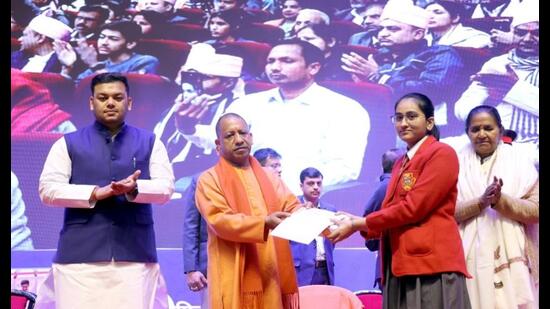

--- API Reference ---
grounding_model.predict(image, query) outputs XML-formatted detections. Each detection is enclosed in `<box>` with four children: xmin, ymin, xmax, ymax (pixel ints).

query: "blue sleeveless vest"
<box><xmin>54</xmin><ymin>121</ymin><xmax>158</xmax><ymax>263</ymax></box>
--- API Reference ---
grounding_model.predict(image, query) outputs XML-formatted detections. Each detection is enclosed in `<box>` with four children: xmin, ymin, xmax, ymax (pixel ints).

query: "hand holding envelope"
<box><xmin>326</xmin><ymin>211</ymin><xmax>367</xmax><ymax>243</ymax></box>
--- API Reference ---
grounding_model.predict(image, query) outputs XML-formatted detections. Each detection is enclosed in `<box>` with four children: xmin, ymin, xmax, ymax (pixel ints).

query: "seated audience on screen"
<box><xmin>101</xmin><ymin>1</ymin><xmax>131</xmax><ymax>23</ymax></box>
<box><xmin>56</xmin><ymin>20</ymin><xmax>159</xmax><ymax>83</ymax></box>
<box><xmin>212</xmin><ymin>0</ymin><xmax>268</xmax><ymax>23</ymax></box>
<box><xmin>334</xmin><ymin>0</ymin><xmax>383</xmax><ymax>27</ymax></box>
<box><xmin>132</xmin><ymin>10</ymin><xmax>171</xmax><ymax>39</ymax></box>
<box><xmin>204</xmin><ymin>9</ymin><xmax>251</xmax><ymax>46</ymax></box>
<box><xmin>139</xmin><ymin>0</ymin><xmax>187</xmax><ymax>23</ymax></box>
<box><xmin>502</xmin><ymin>129</ymin><xmax>517</xmax><ymax>144</ymax></box>
<box><xmin>69</xmin><ymin>5</ymin><xmax>110</xmax><ymax>44</ymax></box>
<box><xmin>213</xmin><ymin>0</ymin><xmax>246</xmax><ymax>12</ymax></box>
<box><xmin>347</xmin><ymin>2</ymin><xmax>385</xmax><ymax>48</ymax></box>
<box><xmin>292</xmin><ymin>8</ymin><xmax>330</xmax><ymax>36</ymax></box>
<box><xmin>296</xmin><ymin>23</ymin><xmax>351</xmax><ymax>81</ymax></box>
<box><xmin>27</xmin><ymin>0</ymin><xmax>70</xmax><ymax>25</ymax></box>
<box><xmin>424</xmin><ymin>0</ymin><xmax>491</xmax><ymax>48</ymax></box>
<box><xmin>340</xmin><ymin>0</ymin><xmax>465</xmax><ymax>131</ymax></box>
<box><xmin>264</xmin><ymin>0</ymin><xmax>302</xmax><ymax>39</ymax></box>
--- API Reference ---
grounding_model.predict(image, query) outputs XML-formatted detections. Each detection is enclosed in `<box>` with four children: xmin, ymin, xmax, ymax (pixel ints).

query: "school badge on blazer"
<box><xmin>402</xmin><ymin>172</ymin><xmax>416</xmax><ymax>191</ymax></box>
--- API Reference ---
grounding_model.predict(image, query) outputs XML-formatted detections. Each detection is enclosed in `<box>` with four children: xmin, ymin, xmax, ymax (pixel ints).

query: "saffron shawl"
<box><xmin>214</xmin><ymin>156</ymin><xmax>299</xmax><ymax>308</ymax></box>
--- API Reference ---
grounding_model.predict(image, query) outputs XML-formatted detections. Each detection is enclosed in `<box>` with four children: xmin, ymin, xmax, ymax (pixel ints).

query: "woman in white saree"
<box><xmin>455</xmin><ymin>105</ymin><xmax>539</xmax><ymax>309</ymax></box>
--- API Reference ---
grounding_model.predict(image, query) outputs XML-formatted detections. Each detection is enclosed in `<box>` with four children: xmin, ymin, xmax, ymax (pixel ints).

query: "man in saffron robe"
<box><xmin>195</xmin><ymin>112</ymin><xmax>302</xmax><ymax>309</ymax></box>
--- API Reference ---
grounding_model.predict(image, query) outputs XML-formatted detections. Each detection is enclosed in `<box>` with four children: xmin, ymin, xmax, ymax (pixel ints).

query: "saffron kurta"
<box><xmin>195</xmin><ymin>164</ymin><xmax>301</xmax><ymax>309</ymax></box>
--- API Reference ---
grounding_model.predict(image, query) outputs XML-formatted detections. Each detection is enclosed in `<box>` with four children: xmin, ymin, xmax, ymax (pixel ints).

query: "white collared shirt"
<box><xmin>312</xmin><ymin>202</ymin><xmax>326</xmax><ymax>261</ymax></box>
<box><xmin>406</xmin><ymin>135</ymin><xmax>430</xmax><ymax>161</ymax></box>
<box><xmin>426</xmin><ymin>24</ymin><xmax>491</xmax><ymax>49</ymax></box>
<box><xmin>227</xmin><ymin>82</ymin><xmax>370</xmax><ymax>194</ymax></box>
<box><xmin>350</xmin><ymin>9</ymin><xmax>366</xmax><ymax>26</ymax></box>
<box><xmin>21</xmin><ymin>51</ymin><xmax>55</xmax><ymax>73</ymax></box>
<box><xmin>315</xmin><ymin>235</ymin><xmax>326</xmax><ymax>261</ymax></box>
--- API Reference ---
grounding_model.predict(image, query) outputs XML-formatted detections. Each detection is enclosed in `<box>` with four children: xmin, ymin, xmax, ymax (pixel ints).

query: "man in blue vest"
<box><xmin>37</xmin><ymin>72</ymin><xmax>175</xmax><ymax>309</ymax></box>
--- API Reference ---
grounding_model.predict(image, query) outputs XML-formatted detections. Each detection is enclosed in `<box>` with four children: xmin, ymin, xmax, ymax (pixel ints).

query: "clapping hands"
<box><xmin>91</xmin><ymin>170</ymin><xmax>141</xmax><ymax>202</ymax></box>
<box><xmin>174</xmin><ymin>93</ymin><xmax>213</xmax><ymax>134</ymax></box>
<box><xmin>53</xmin><ymin>40</ymin><xmax>78</xmax><ymax>68</ymax></box>
<box><xmin>111</xmin><ymin>170</ymin><xmax>141</xmax><ymax>195</ymax></box>
<box><xmin>480</xmin><ymin>176</ymin><xmax>503</xmax><ymax>209</ymax></box>
<box><xmin>341</xmin><ymin>52</ymin><xmax>379</xmax><ymax>81</ymax></box>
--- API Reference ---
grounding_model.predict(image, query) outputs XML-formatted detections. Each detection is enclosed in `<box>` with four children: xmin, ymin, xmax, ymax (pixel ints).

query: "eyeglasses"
<box><xmin>391</xmin><ymin>112</ymin><xmax>422</xmax><ymax>124</ymax></box>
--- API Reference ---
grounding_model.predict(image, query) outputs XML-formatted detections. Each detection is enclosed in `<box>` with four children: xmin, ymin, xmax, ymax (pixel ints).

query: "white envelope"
<box><xmin>271</xmin><ymin>208</ymin><xmax>336</xmax><ymax>244</ymax></box>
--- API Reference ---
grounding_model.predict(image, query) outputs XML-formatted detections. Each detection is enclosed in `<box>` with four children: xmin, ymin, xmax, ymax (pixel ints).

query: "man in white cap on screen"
<box><xmin>340</xmin><ymin>0</ymin><xmax>465</xmax><ymax>136</ymax></box>
<box><xmin>11</xmin><ymin>14</ymin><xmax>72</xmax><ymax>73</ymax></box>
<box><xmin>154</xmin><ymin>43</ymin><xmax>245</xmax><ymax>192</ymax></box>
<box><xmin>454</xmin><ymin>0</ymin><xmax>538</xmax><ymax>165</ymax></box>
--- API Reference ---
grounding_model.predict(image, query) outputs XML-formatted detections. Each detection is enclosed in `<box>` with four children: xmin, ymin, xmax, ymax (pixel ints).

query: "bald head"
<box><xmin>215</xmin><ymin>113</ymin><xmax>248</xmax><ymax>138</ymax></box>
<box><xmin>294</xmin><ymin>9</ymin><xmax>330</xmax><ymax>33</ymax></box>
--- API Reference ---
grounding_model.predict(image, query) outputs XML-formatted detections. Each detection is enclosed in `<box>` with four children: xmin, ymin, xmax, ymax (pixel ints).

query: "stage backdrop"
<box><xmin>11</xmin><ymin>6</ymin><xmax>539</xmax><ymax>307</ymax></box>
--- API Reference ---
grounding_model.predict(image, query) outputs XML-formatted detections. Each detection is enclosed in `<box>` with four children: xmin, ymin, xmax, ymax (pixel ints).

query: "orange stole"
<box><xmin>214</xmin><ymin>156</ymin><xmax>299</xmax><ymax>308</ymax></box>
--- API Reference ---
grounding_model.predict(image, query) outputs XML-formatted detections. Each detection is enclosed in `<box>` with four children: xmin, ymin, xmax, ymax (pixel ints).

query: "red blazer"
<box><xmin>363</xmin><ymin>136</ymin><xmax>470</xmax><ymax>279</ymax></box>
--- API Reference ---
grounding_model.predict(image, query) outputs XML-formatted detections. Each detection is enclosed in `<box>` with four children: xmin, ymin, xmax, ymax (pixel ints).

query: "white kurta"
<box><xmin>35</xmin><ymin>136</ymin><xmax>175</xmax><ymax>309</ymax></box>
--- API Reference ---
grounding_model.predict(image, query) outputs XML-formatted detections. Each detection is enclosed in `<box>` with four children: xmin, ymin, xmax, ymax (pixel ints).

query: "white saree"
<box><xmin>457</xmin><ymin>142</ymin><xmax>538</xmax><ymax>309</ymax></box>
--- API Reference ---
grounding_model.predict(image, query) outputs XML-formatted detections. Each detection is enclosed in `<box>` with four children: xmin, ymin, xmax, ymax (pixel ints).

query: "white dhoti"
<box><xmin>34</xmin><ymin>261</ymin><xmax>168</xmax><ymax>309</ymax></box>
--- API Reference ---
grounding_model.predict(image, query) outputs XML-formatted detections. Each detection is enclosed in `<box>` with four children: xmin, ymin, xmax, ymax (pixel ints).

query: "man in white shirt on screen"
<box><xmin>226</xmin><ymin>39</ymin><xmax>371</xmax><ymax>194</ymax></box>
